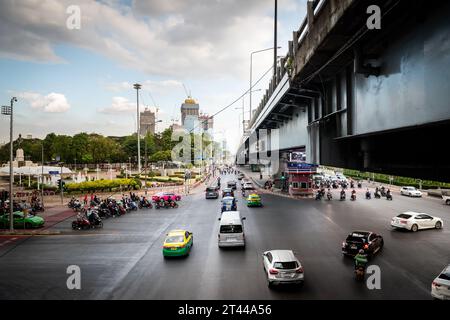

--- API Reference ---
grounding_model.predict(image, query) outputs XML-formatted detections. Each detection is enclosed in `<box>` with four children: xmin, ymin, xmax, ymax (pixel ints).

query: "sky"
<box><xmin>0</xmin><ymin>0</ymin><xmax>308</xmax><ymax>153</ymax></box>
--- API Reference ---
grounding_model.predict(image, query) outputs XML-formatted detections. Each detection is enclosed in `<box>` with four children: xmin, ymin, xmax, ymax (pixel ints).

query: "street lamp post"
<box><xmin>133</xmin><ymin>83</ymin><xmax>142</xmax><ymax>174</ymax></box>
<box><xmin>144</xmin><ymin>120</ymin><xmax>162</xmax><ymax>193</ymax></box>
<box><xmin>249</xmin><ymin>47</ymin><xmax>281</xmax><ymax>121</ymax></box>
<box><xmin>2</xmin><ymin>97</ymin><xmax>17</xmax><ymax>232</ymax></box>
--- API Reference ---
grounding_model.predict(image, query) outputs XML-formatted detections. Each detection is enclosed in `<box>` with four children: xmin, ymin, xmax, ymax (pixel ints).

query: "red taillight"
<box><xmin>363</xmin><ymin>244</ymin><xmax>369</xmax><ymax>250</ymax></box>
<box><xmin>400</xmin><ymin>220</ymin><xmax>407</xmax><ymax>224</ymax></box>
<box><xmin>269</xmin><ymin>268</ymin><xmax>279</xmax><ymax>275</ymax></box>
<box><xmin>432</xmin><ymin>281</ymin><xmax>441</xmax><ymax>287</ymax></box>
<box><xmin>296</xmin><ymin>267</ymin><xmax>304</xmax><ymax>273</ymax></box>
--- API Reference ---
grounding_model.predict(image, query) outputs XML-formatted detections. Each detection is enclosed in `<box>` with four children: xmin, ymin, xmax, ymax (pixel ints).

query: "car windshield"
<box><xmin>206</xmin><ymin>188</ymin><xmax>216</xmax><ymax>192</ymax></box>
<box><xmin>165</xmin><ymin>235</ymin><xmax>184</xmax><ymax>243</ymax></box>
<box><xmin>397</xmin><ymin>214</ymin><xmax>412</xmax><ymax>219</ymax></box>
<box><xmin>273</xmin><ymin>261</ymin><xmax>298</xmax><ymax>269</ymax></box>
<box><xmin>220</xmin><ymin>225</ymin><xmax>243</xmax><ymax>233</ymax></box>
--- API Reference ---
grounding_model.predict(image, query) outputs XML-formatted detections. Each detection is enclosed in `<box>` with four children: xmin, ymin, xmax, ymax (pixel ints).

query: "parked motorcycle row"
<box><xmin>68</xmin><ymin>194</ymin><xmax>180</xmax><ymax>231</ymax></box>
<box><xmin>315</xmin><ymin>185</ymin><xmax>393</xmax><ymax>202</ymax></box>
<box><xmin>0</xmin><ymin>198</ymin><xmax>44</xmax><ymax>215</ymax></box>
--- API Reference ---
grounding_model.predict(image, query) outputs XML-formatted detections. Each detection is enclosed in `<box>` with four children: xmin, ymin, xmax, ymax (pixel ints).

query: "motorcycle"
<box><xmin>357</xmin><ymin>182</ymin><xmax>362</xmax><ymax>188</ymax></box>
<box><xmin>355</xmin><ymin>266</ymin><xmax>365</xmax><ymax>282</ymax></box>
<box><xmin>365</xmin><ymin>191</ymin><xmax>371</xmax><ymax>200</ymax></box>
<box><xmin>87</xmin><ymin>211</ymin><xmax>103</xmax><ymax>229</ymax></box>
<box><xmin>386</xmin><ymin>193</ymin><xmax>393</xmax><ymax>201</ymax></box>
<box><xmin>327</xmin><ymin>192</ymin><xmax>332</xmax><ymax>201</ymax></box>
<box><xmin>315</xmin><ymin>192</ymin><xmax>323</xmax><ymax>200</ymax></box>
<box><xmin>374</xmin><ymin>192</ymin><xmax>381</xmax><ymax>199</ymax></box>
<box><xmin>351</xmin><ymin>193</ymin><xmax>356</xmax><ymax>201</ymax></box>
<box><xmin>72</xmin><ymin>215</ymin><xmax>91</xmax><ymax>230</ymax></box>
<box><xmin>340</xmin><ymin>192</ymin><xmax>346</xmax><ymax>201</ymax></box>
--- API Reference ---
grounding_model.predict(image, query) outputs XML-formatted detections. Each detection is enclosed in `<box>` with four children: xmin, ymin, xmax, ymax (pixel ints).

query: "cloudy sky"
<box><xmin>0</xmin><ymin>0</ymin><xmax>307</xmax><ymax>152</ymax></box>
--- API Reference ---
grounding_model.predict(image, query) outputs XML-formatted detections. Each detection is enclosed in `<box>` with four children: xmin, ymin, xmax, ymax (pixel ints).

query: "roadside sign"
<box><xmin>49</xmin><ymin>171</ymin><xmax>59</xmax><ymax>175</ymax></box>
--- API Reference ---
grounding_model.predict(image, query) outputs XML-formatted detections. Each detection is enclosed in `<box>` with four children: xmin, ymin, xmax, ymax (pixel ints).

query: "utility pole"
<box><xmin>2</xmin><ymin>97</ymin><xmax>17</xmax><ymax>232</ymax></box>
<box><xmin>274</xmin><ymin>0</ymin><xmax>278</xmax><ymax>79</ymax></box>
<box><xmin>134</xmin><ymin>83</ymin><xmax>142</xmax><ymax>174</ymax></box>
<box><xmin>60</xmin><ymin>162</ymin><xmax>64</xmax><ymax>205</ymax></box>
<box><xmin>41</xmin><ymin>143</ymin><xmax>44</xmax><ymax>208</ymax></box>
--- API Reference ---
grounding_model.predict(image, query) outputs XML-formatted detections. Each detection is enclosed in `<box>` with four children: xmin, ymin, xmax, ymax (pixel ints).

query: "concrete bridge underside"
<box><xmin>241</xmin><ymin>0</ymin><xmax>450</xmax><ymax>182</ymax></box>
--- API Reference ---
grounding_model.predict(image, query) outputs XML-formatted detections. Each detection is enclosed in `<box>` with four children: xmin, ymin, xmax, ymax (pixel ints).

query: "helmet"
<box><xmin>358</xmin><ymin>249</ymin><xmax>365</xmax><ymax>254</ymax></box>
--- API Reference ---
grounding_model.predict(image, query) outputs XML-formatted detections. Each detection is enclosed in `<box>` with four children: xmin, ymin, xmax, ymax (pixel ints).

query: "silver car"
<box><xmin>262</xmin><ymin>250</ymin><xmax>304</xmax><ymax>288</ymax></box>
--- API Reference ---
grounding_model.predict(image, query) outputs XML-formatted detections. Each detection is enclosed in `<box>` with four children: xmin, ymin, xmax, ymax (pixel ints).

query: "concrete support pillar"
<box><xmin>307</xmin><ymin>0</ymin><xmax>315</xmax><ymax>31</ymax></box>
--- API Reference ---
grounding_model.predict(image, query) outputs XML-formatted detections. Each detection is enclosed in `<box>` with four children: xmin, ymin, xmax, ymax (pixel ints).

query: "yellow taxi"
<box><xmin>162</xmin><ymin>229</ymin><xmax>193</xmax><ymax>257</ymax></box>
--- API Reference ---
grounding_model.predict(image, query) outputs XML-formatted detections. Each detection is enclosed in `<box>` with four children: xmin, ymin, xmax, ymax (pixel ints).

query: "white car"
<box><xmin>243</xmin><ymin>182</ymin><xmax>254</xmax><ymax>190</ymax></box>
<box><xmin>400</xmin><ymin>186</ymin><xmax>422</xmax><ymax>197</ymax></box>
<box><xmin>391</xmin><ymin>212</ymin><xmax>443</xmax><ymax>232</ymax></box>
<box><xmin>431</xmin><ymin>265</ymin><xmax>450</xmax><ymax>300</ymax></box>
<box><xmin>262</xmin><ymin>250</ymin><xmax>304</xmax><ymax>288</ymax></box>
<box><xmin>443</xmin><ymin>195</ymin><xmax>450</xmax><ymax>206</ymax></box>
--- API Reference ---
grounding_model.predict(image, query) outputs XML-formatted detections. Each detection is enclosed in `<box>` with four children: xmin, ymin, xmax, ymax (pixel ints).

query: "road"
<box><xmin>0</xmin><ymin>173</ymin><xmax>449</xmax><ymax>299</ymax></box>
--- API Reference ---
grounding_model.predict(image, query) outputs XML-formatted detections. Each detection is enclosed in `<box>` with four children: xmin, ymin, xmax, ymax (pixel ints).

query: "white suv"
<box><xmin>262</xmin><ymin>250</ymin><xmax>304</xmax><ymax>288</ymax></box>
<box><xmin>400</xmin><ymin>186</ymin><xmax>422</xmax><ymax>197</ymax></box>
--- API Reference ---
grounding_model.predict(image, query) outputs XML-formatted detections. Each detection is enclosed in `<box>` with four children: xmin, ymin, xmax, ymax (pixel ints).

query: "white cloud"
<box><xmin>99</xmin><ymin>96</ymin><xmax>135</xmax><ymax>114</ymax></box>
<box><xmin>18</xmin><ymin>92</ymin><xmax>71</xmax><ymax>113</ymax></box>
<box><xmin>0</xmin><ymin>0</ymin><xmax>300</xmax><ymax>79</ymax></box>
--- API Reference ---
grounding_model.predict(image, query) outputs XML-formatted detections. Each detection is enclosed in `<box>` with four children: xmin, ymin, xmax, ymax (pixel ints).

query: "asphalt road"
<box><xmin>0</xmin><ymin>173</ymin><xmax>449</xmax><ymax>300</ymax></box>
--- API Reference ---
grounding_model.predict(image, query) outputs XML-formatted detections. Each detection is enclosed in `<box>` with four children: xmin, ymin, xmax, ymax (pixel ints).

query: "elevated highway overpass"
<box><xmin>238</xmin><ymin>0</ymin><xmax>450</xmax><ymax>182</ymax></box>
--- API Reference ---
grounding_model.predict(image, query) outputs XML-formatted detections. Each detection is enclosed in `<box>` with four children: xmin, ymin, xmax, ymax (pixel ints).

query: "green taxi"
<box><xmin>247</xmin><ymin>194</ymin><xmax>263</xmax><ymax>207</ymax></box>
<box><xmin>163</xmin><ymin>229</ymin><xmax>193</xmax><ymax>257</ymax></box>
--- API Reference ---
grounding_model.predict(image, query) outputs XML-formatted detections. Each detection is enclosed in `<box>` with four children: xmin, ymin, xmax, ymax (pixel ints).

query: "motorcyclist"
<box><xmin>340</xmin><ymin>189</ymin><xmax>346</xmax><ymax>200</ymax></box>
<box><xmin>386</xmin><ymin>189</ymin><xmax>392</xmax><ymax>200</ymax></box>
<box><xmin>351</xmin><ymin>189</ymin><xmax>356</xmax><ymax>200</ymax></box>
<box><xmin>354</xmin><ymin>249</ymin><xmax>368</xmax><ymax>270</ymax></box>
<box><xmin>327</xmin><ymin>189</ymin><xmax>332</xmax><ymax>200</ymax></box>
<box><xmin>365</xmin><ymin>189</ymin><xmax>371</xmax><ymax>199</ymax></box>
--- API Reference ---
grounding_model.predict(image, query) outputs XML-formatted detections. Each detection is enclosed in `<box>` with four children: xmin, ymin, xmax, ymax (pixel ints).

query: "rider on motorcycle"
<box><xmin>340</xmin><ymin>189</ymin><xmax>346</xmax><ymax>200</ymax></box>
<box><xmin>354</xmin><ymin>249</ymin><xmax>368</xmax><ymax>270</ymax></box>
<box><xmin>366</xmin><ymin>189</ymin><xmax>371</xmax><ymax>199</ymax></box>
<box><xmin>327</xmin><ymin>189</ymin><xmax>332</xmax><ymax>200</ymax></box>
<box><xmin>351</xmin><ymin>189</ymin><xmax>356</xmax><ymax>200</ymax></box>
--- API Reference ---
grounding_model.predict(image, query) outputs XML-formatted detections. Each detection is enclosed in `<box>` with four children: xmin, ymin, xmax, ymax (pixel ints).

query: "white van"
<box><xmin>218</xmin><ymin>211</ymin><xmax>246</xmax><ymax>248</ymax></box>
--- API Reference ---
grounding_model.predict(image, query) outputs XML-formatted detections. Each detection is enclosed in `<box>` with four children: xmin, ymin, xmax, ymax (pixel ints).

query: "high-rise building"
<box><xmin>199</xmin><ymin>114</ymin><xmax>214</xmax><ymax>134</ymax></box>
<box><xmin>181</xmin><ymin>97</ymin><xmax>199</xmax><ymax>133</ymax></box>
<box><xmin>140</xmin><ymin>108</ymin><xmax>156</xmax><ymax>136</ymax></box>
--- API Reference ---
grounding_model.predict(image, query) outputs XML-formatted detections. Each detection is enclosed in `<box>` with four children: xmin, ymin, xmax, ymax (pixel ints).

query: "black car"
<box><xmin>205</xmin><ymin>187</ymin><xmax>219</xmax><ymax>199</ymax></box>
<box><xmin>227</xmin><ymin>181</ymin><xmax>237</xmax><ymax>190</ymax></box>
<box><xmin>237</xmin><ymin>173</ymin><xmax>245</xmax><ymax>180</ymax></box>
<box><xmin>342</xmin><ymin>231</ymin><xmax>384</xmax><ymax>258</ymax></box>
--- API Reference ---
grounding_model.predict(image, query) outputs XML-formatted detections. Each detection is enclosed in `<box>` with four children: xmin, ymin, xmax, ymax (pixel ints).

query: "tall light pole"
<box><xmin>274</xmin><ymin>0</ymin><xmax>278</xmax><ymax>79</ymax></box>
<box><xmin>144</xmin><ymin>120</ymin><xmax>162</xmax><ymax>192</ymax></box>
<box><xmin>133</xmin><ymin>83</ymin><xmax>142</xmax><ymax>174</ymax></box>
<box><xmin>2</xmin><ymin>97</ymin><xmax>17</xmax><ymax>232</ymax></box>
<box><xmin>236</xmin><ymin>89</ymin><xmax>262</xmax><ymax>134</ymax></box>
<box><xmin>249</xmin><ymin>47</ymin><xmax>281</xmax><ymax>121</ymax></box>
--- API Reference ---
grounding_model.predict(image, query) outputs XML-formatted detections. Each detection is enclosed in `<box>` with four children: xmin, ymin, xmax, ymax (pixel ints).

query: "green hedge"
<box><xmin>342</xmin><ymin>169</ymin><xmax>450</xmax><ymax>190</ymax></box>
<box><xmin>66</xmin><ymin>178</ymin><xmax>141</xmax><ymax>193</ymax></box>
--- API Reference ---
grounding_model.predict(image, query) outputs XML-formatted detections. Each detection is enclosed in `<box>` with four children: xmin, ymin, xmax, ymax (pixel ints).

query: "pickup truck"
<box><xmin>443</xmin><ymin>195</ymin><xmax>450</xmax><ymax>205</ymax></box>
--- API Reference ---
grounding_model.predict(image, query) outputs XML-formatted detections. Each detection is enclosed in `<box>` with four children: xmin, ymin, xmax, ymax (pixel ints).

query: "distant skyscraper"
<box><xmin>199</xmin><ymin>114</ymin><xmax>214</xmax><ymax>135</ymax></box>
<box><xmin>181</xmin><ymin>97</ymin><xmax>200</xmax><ymax>133</ymax></box>
<box><xmin>140</xmin><ymin>108</ymin><xmax>156</xmax><ymax>136</ymax></box>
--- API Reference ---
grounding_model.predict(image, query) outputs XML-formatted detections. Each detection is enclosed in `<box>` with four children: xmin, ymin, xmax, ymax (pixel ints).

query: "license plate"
<box><xmin>171</xmin><ymin>248</ymin><xmax>177</xmax><ymax>251</ymax></box>
<box><xmin>351</xmin><ymin>245</ymin><xmax>357</xmax><ymax>250</ymax></box>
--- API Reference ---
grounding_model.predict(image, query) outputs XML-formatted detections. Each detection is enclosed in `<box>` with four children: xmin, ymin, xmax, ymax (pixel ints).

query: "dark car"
<box><xmin>205</xmin><ymin>187</ymin><xmax>219</xmax><ymax>199</ymax></box>
<box><xmin>341</xmin><ymin>231</ymin><xmax>384</xmax><ymax>258</ymax></box>
<box><xmin>237</xmin><ymin>173</ymin><xmax>245</xmax><ymax>180</ymax></box>
<box><xmin>222</xmin><ymin>188</ymin><xmax>234</xmax><ymax>198</ymax></box>
<box><xmin>227</xmin><ymin>180</ymin><xmax>237</xmax><ymax>190</ymax></box>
